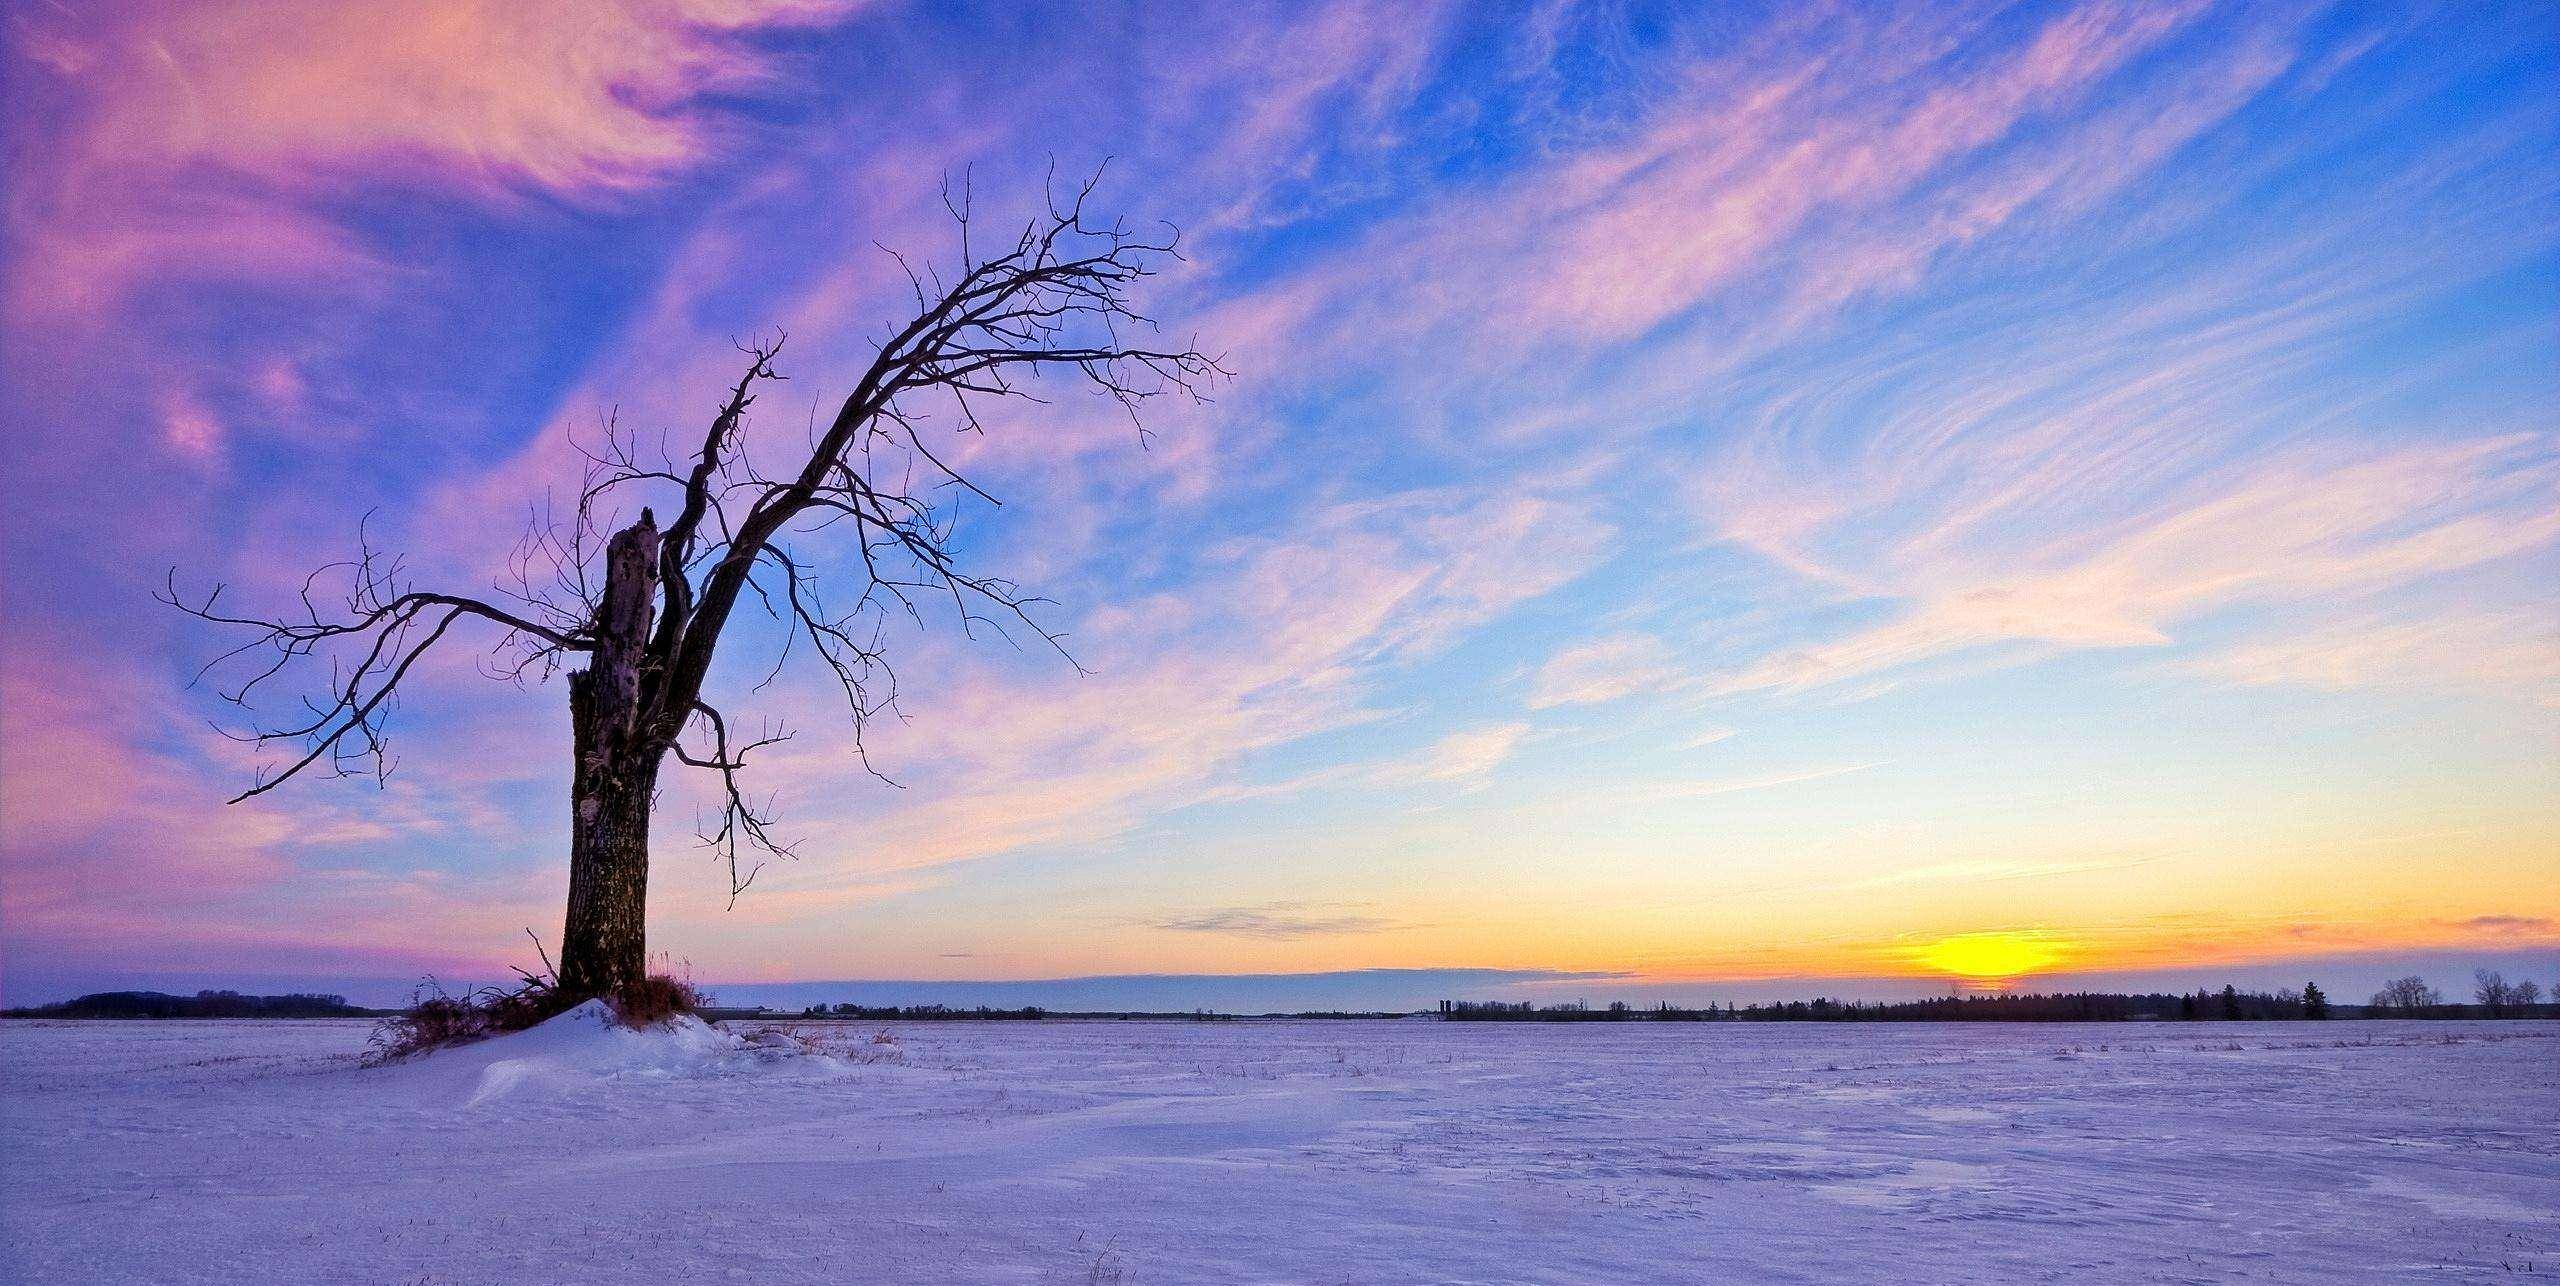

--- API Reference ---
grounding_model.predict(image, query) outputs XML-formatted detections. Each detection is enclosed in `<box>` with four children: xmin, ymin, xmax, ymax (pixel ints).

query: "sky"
<box><xmin>2</xmin><ymin>0</ymin><xmax>2555</xmax><ymax>1011</ymax></box>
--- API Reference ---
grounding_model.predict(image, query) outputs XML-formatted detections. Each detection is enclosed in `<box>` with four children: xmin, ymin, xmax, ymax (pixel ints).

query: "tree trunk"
<box><xmin>557</xmin><ymin>511</ymin><xmax>661</xmax><ymax>1000</ymax></box>
<box><xmin>559</xmin><ymin>761</ymin><xmax>658</xmax><ymax>999</ymax></box>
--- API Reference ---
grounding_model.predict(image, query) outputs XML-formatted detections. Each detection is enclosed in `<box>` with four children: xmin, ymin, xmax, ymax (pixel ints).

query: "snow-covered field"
<box><xmin>3</xmin><ymin>1012</ymin><xmax>2554</xmax><ymax>1283</ymax></box>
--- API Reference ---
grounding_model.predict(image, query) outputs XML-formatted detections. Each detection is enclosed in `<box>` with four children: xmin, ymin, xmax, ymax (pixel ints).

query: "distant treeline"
<box><xmin>3</xmin><ymin>990</ymin><xmax>383</xmax><ymax>1020</ymax></box>
<box><xmin>1435</xmin><ymin>994</ymin><xmax>2250</xmax><ymax>1022</ymax></box>
<box><xmin>798</xmin><ymin>1003</ymin><xmax>1049</xmax><ymax>1020</ymax></box>
<box><xmin>1442</xmin><ymin>978</ymin><xmax>2559</xmax><ymax>1023</ymax></box>
<box><xmin>791</xmin><ymin>1005</ymin><xmax>1441</xmax><ymax>1021</ymax></box>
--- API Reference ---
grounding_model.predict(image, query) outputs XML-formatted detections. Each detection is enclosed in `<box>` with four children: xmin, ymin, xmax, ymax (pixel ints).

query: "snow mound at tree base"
<box><xmin>384</xmin><ymin>999</ymin><xmax>845</xmax><ymax>1105</ymax></box>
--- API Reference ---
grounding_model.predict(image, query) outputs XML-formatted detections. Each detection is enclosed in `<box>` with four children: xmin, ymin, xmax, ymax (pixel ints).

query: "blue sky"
<box><xmin>2</xmin><ymin>0</ymin><xmax>2554</xmax><ymax>1008</ymax></box>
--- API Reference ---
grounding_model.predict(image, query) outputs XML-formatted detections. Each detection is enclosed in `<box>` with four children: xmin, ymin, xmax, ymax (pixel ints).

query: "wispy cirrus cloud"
<box><xmin>677</xmin><ymin>487</ymin><xmax>1609</xmax><ymax>907</ymax></box>
<box><xmin>2450</xmin><ymin>915</ymin><xmax>2556</xmax><ymax>938</ymax></box>
<box><xmin>1529</xmin><ymin>633</ymin><xmax>1680</xmax><ymax>709</ymax></box>
<box><xmin>1230</xmin><ymin>0</ymin><xmax>2241</xmax><ymax>399</ymax></box>
<box><xmin>2181</xmin><ymin>608</ymin><xmax>2560</xmax><ymax>706</ymax></box>
<box><xmin>1717</xmin><ymin>436</ymin><xmax>2559</xmax><ymax>697</ymax></box>
<box><xmin>1605</xmin><ymin>761</ymin><xmax>1884</xmax><ymax>805</ymax></box>
<box><xmin>1397</xmin><ymin>723</ymin><xmax>1534</xmax><ymax>787</ymax></box>
<box><xmin>4</xmin><ymin>0</ymin><xmax>860</xmax><ymax>322</ymax></box>
<box><xmin>1666</xmin><ymin>82</ymin><xmax>2560</xmax><ymax>705</ymax></box>
<box><xmin>1153</xmin><ymin>903</ymin><xmax>1408</xmax><ymax>940</ymax></box>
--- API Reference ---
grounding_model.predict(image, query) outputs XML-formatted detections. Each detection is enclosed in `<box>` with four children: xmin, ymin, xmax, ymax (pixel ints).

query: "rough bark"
<box><xmin>557</xmin><ymin>511</ymin><xmax>661</xmax><ymax>999</ymax></box>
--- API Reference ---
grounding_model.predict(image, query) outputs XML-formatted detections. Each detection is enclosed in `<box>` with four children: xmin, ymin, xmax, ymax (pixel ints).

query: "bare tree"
<box><xmin>2474</xmin><ymin>969</ymin><xmax>2514</xmax><ymax>1017</ymax></box>
<box><xmin>2369</xmin><ymin>975</ymin><xmax>2441</xmax><ymax>1017</ymax></box>
<box><xmin>166</xmin><ymin>177</ymin><xmax>1220</xmax><ymax>1001</ymax></box>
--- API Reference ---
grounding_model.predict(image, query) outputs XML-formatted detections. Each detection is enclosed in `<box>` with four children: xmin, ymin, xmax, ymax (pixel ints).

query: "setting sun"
<box><xmin>1915</xmin><ymin>933</ymin><xmax>2072</xmax><ymax>982</ymax></box>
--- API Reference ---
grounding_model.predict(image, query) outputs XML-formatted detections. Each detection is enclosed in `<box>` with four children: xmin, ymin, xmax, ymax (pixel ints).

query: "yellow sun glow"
<box><xmin>1915</xmin><ymin>932</ymin><xmax>2069</xmax><ymax>980</ymax></box>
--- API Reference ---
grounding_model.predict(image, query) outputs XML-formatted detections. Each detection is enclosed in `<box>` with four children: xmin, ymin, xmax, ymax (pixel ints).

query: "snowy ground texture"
<box><xmin>4</xmin><ymin>1011</ymin><xmax>2555</xmax><ymax>1284</ymax></box>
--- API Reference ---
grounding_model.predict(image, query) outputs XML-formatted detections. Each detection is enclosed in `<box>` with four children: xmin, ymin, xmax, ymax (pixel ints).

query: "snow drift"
<box><xmin>381</xmin><ymin>999</ymin><xmax>843</xmax><ymax>1106</ymax></box>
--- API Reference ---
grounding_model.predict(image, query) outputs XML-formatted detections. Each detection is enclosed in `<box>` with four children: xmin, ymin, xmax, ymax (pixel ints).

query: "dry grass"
<box><xmin>612</xmin><ymin>974</ymin><xmax>707</xmax><ymax>1027</ymax></box>
<box><xmin>370</xmin><ymin>972</ymin><xmax>705</xmax><ymax>1063</ymax></box>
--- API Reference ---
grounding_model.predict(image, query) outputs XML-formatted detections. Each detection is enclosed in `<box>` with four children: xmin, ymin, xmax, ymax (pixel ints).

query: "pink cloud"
<box><xmin>1240</xmin><ymin>721</ymin><xmax>1542</xmax><ymax>802</ymax></box>
<box><xmin>1530</xmin><ymin>633</ymin><xmax>1680</xmax><ymax>709</ymax></box>
<box><xmin>0</xmin><ymin>643</ymin><xmax>290</xmax><ymax>918</ymax></box>
<box><xmin>1226</xmin><ymin>0</ymin><xmax>2210</xmax><ymax>383</ymax></box>
<box><xmin>328</xmin><ymin>2</ymin><xmax>2285</xmax><ymax>943</ymax></box>
<box><xmin>0</xmin><ymin>613</ymin><xmax>584</xmax><ymax>954</ymax></box>
<box><xmin>4</xmin><ymin>0</ymin><xmax>861</xmax><ymax>322</ymax></box>
<box><xmin>1716</xmin><ymin>436</ymin><xmax>2560</xmax><ymax>696</ymax></box>
<box><xmin>636</xmin><ymin>485</ymin><xmax>1611</xmax><ymax>918</ymax></box>
<box><xmin>2183</xmin><ymin>608</ymin><xmax>2560</xmax><ymax>705</ymax></box>
<box><xmin>155</xmin><ymin>387</ymin><xmax>223</xmax><ymax>463</ymax></box>
<box><xmin>34</xmin><ymin>0</ymin><xmax>854</xmax><ymax>191</ymax></box>
<box><xmin>1402</xmin><ymin>723</ymin><xmax>1534</xmax><ymax>786</ymax></box>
